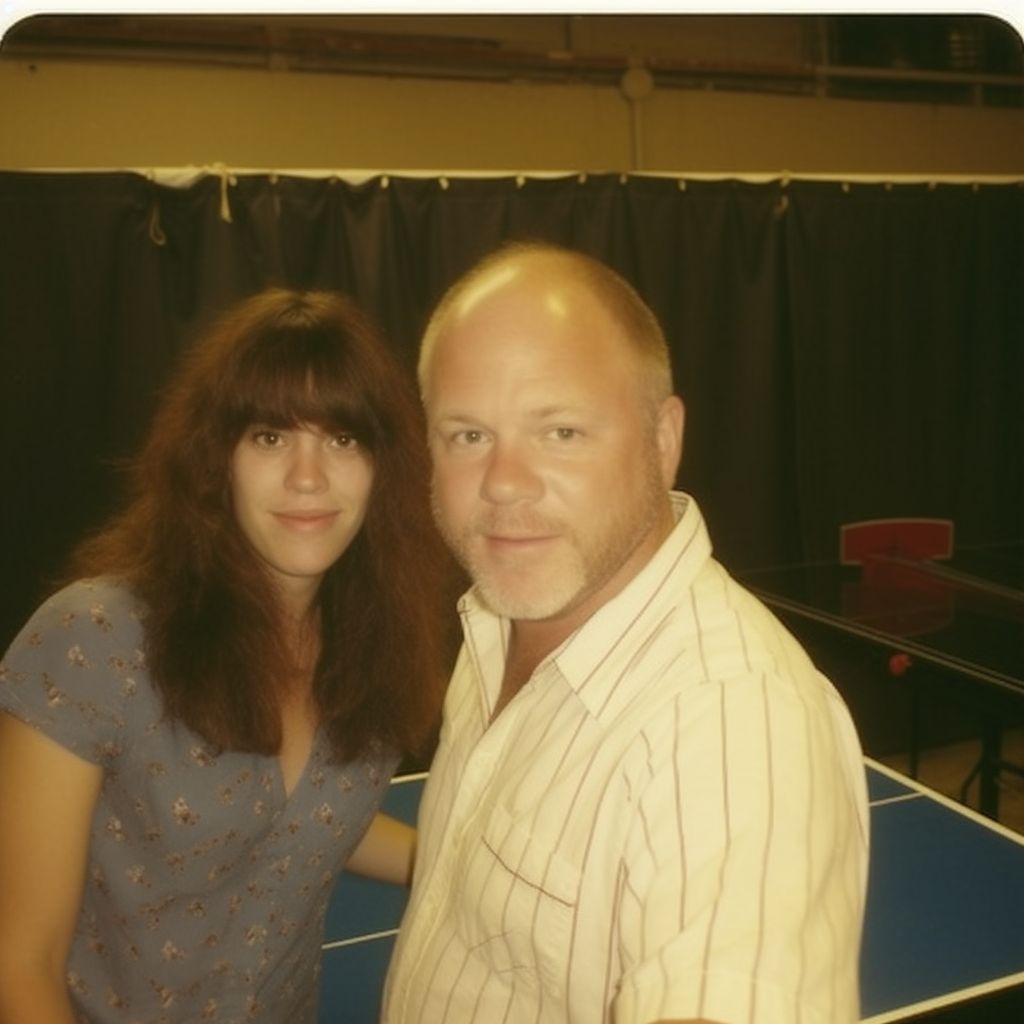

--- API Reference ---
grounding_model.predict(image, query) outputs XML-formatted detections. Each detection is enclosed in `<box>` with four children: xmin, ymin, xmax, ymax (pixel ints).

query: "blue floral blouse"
<box><xmin>0</xmin><ymin>579</ymin><xmax>397</xmax><ymax>1023</ymax></box>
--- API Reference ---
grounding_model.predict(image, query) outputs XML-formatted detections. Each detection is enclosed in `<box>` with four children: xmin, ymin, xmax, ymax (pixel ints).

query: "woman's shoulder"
<box><xmin>27</xmin><ymin>577</ymin><xmax>146</xmax><ymax>634</ymax></box>
<box><xmin>3</xmin><ymin>576</ymin><xmax>148</xmax><ymax>676</ymax></box>
<box><xmin>1</xmin><ymin>578</ymin><xmax>155</xmax><ymax>763</ymax></box>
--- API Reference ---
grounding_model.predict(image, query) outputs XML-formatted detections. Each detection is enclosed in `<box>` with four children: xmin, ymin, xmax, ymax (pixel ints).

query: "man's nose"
<box><xmin>479</xmin><ymin>440</ymin><xmax>543</xmax><ymax>504</ymax></box>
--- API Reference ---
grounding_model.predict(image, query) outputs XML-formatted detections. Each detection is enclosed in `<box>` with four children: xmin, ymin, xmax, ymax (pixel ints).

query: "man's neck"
<box><xmin>491</xmin><ymin>619</ymin><xmax>562</xmax><ymax>723</ymax></box>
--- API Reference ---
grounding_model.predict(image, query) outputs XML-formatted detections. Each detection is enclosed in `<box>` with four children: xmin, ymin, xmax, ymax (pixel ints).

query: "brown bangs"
<box><xmin>220</xmin><ymin>323</ymin><xmax>381</xmax><ymax>450</ymax></box>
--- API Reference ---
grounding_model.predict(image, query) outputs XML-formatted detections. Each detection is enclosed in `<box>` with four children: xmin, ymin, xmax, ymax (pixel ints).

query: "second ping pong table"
<box><xmin>318</xmin><ymin>760</ymin><xmax>1024</xmax><ymax>1023</ymax></box>
<box><xmin>736</xmin><ymin>541</ymin><xmax>1024</xmax><ymax>820</ymax></box>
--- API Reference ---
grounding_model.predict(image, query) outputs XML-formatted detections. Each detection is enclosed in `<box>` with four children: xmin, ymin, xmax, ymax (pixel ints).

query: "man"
<box><xmin>383</xmin><ymin>242</ymin><xmax>869</xmax><ymax>1024</ymax></box>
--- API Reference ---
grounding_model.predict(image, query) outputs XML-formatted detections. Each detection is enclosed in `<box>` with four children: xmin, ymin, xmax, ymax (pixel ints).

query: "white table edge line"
<box><xmin>322</xmin><ymin>927</ymin><xmax>399</xmax><ymax>952</ymax></box>
<box><xmin>870</xmin><ymin>793</ymin><xmax>922</xmax><ymax>809</ymax></box>
<box><xmin>860</xmin><ymin>969</ymin><xmax>1024</xmax><ymax>1022</ymax></box>
<box><xmin>391</xmin><ymin>771</ymin><xmax>429</xmax><ymax>785</ymax></box>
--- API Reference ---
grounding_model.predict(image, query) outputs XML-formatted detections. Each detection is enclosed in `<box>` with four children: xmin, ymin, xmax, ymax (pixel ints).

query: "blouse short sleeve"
<box><xmin>0</xmin><ymin>579</ymin><xmax>150</xmax><ymax>765</ymax></box>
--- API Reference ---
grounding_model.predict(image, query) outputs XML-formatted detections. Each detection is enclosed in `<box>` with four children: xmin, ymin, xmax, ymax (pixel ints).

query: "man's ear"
<box><xmin>655</xmin><ymin>395</ymin><xmax>685</xmax><ymax>488</ymax></box>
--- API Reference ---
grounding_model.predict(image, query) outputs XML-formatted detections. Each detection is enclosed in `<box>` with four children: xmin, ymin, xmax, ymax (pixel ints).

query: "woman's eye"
<box><xmin>551</xmin><ymin>426</ymin><xmax>579</xmax><ymax>441</ymax></box>
<box><xmin>332</xmin><ymin>432</ymin><xmax>358</xmax><ymax>449</ymax></box>
<box><xmin>453</xmin><ymin>429</ymin><xmax>485</xmax><ymax>446</ymax></box>
<box><xmin>252</xmin><ymin>429</ymin><xmax>283</xmax><ymax>448</ymax></box>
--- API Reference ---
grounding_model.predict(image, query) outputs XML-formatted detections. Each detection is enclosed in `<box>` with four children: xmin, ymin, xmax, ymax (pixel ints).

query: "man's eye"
<box><xmin>550</xmin><ymin>426</ymin><xmax>579</xmax><ymax>441</ymax></box>
<box><xmin>454</xmin><ymin>429</ymin><xmax>486</xmax><ymax>445</ymax></box>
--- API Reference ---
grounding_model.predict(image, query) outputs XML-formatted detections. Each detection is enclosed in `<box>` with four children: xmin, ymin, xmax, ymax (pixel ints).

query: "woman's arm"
<box><xmin>0</xmin><ymin>712</ymin><xmax>102</xmax><ymax>1024</ymax></box>
<box><xmin>345</xmin><ymin>812</ymin><xmax>417</xmax><ymax>887</ymax></box>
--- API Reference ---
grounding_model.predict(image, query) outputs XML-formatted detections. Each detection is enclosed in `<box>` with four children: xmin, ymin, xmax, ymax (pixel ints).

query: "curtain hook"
<box><xmin>148</xmin><ymin>198</ymin><xmax>166</xmax><ymax>246</ymax></box>
<box><xmin>212</xmin><ymin>163</ymin><xmax>236</xmax><ymax>223</ymax></box>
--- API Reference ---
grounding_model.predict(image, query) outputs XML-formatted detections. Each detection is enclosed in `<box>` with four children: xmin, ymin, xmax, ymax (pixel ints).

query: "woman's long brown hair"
<box><xmin>70</xmin><ymin>288</ymin><xmax>454</xmax><ymax>763</ymax></box>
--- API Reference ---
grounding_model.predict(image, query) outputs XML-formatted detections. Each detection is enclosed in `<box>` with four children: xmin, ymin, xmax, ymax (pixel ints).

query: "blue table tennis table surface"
<box><xmin>319</xmin><ymin>760</ymin><xmax>1024</xmax><ymax>1023</ymax></box>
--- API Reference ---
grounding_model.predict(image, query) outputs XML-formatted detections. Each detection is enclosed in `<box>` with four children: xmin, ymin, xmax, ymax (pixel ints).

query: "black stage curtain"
<box><xmin>2</xmin><ymin>171</ymin><xmax>1021</xmax><ymax>647</ymax></box>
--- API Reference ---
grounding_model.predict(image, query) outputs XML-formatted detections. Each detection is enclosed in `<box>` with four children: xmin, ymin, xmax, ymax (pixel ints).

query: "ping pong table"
<box><xmin>736</xmin><ymin>541</ymin><xmax>1024</xmax><ymax>820</ymax></box>
<box><xmin>318</xmin><ymin>761</ymin><xmax>1024</xmax><ymax>1023</ymax></box>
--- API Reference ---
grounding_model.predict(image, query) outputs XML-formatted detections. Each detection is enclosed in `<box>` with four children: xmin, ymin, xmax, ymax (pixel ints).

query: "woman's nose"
<box><xmin>285</xmin><ymin>438</ymin><xmax>329</xmax><ymax>492</ymax></box>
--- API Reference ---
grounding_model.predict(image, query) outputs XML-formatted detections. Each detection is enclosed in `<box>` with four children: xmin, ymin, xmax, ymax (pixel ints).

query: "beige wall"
<box><xmin>1</xmin><ymin>56</ymin><xmax>1023</xmax><ymax>176</ymax></box>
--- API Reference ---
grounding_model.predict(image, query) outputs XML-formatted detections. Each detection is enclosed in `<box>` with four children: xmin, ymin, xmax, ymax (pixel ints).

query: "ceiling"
<box><xmin>3</xmin><ymin>13</ymin><xmax>1022</xmax><ymax>107</ymax></box>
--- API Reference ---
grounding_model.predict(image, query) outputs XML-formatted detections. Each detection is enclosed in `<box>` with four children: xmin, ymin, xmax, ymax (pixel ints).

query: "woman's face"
<box><xmin>229</xmin><ymin>422</ymin><xmax>374</xmax><ymax>613</ymax></box>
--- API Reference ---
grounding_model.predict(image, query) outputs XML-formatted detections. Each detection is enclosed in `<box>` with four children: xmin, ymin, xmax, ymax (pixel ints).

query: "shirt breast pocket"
<box><xmin>459</xmin><ymin>803</ymin><xmax>581</xmax><ymax>998</ymax></box>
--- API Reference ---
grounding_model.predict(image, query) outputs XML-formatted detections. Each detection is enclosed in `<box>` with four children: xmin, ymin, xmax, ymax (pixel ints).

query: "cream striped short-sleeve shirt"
<box><xmin>383</xmin><ymin>493</ymin><xmax>869</xmax><ymax>1024</ymax></box>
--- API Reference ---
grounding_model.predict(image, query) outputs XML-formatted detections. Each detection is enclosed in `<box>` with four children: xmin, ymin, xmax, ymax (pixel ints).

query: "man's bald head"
<box><xmin>418</xmin><ymin>242</ymin><xmax>675</xmax><ymax>419</ymax></box>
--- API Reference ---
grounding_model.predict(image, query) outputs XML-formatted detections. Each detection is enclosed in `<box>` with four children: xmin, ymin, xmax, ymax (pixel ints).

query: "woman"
<box><xmin>0</xmin><ymin>289</ymin><xmax>452</xmax><ymax>1023</ymax></box>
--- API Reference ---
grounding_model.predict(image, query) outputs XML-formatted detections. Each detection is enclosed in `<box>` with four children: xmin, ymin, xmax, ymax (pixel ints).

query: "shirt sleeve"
<box><xmin>613</xmin><ymin>670</ymin><xmax>867</xmax><ymax>1024</ymax></box>
<box><xmin>0</xmin><ymin>579</ymin><xmax>148</xmax><ymax>766</ymax></box>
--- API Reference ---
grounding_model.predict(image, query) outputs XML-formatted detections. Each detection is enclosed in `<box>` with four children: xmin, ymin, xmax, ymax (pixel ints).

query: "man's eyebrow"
<box><xmin>430</xmin><ymin>413</ymin><xmax>487</xmax><ymax>432</ymax></box>
<box><xmin>433</xmin><ymin>413</ymin><xmax>481</xmax><ymax>425</ymax></box>
<box><xmin>431</xmin><ymin>403</ymin><xmax>595</xmax><ymax>428</ymax></box>
<box><xmin>531</xmin><ymin>404</ymin><xmax>586</xmax><ymax>418</ymax></box>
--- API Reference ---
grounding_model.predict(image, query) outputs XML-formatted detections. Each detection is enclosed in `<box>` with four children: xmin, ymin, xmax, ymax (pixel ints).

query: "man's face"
<box><xmin>425</xmin><ymin>270</ymin><xmax>680</xmax><ymax>629</ymax></box>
